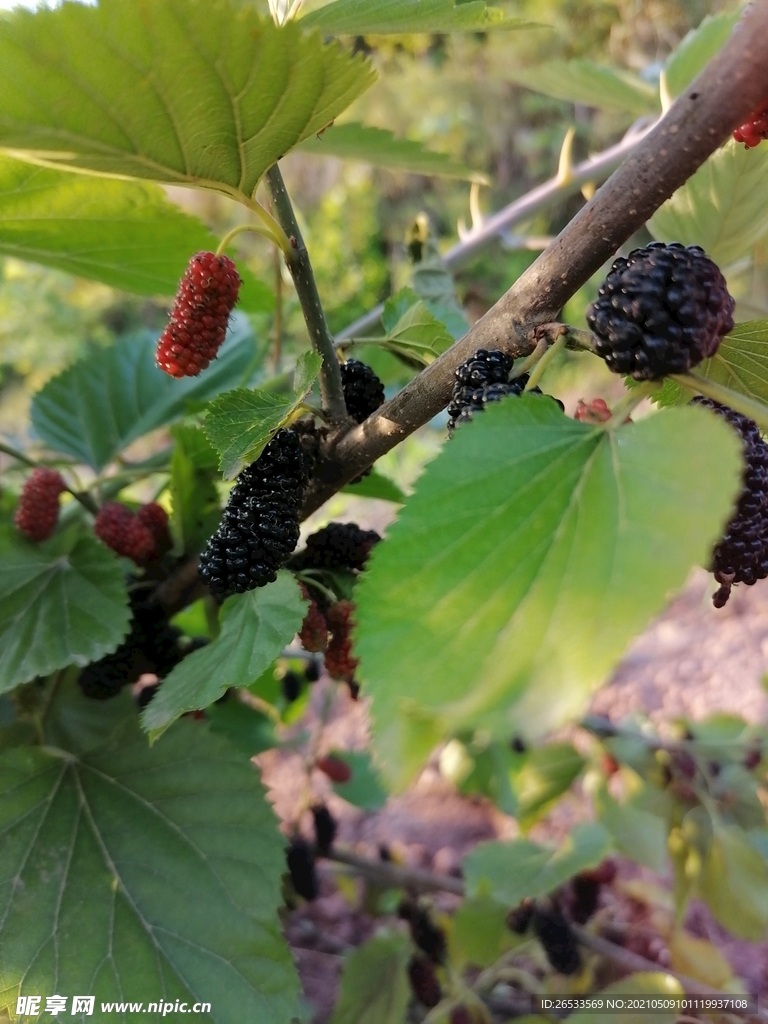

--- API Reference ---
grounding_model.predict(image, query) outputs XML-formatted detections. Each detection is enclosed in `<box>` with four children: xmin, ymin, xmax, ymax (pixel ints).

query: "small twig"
<box><xmin>0</xmin><ymin>440</ymin><xmax>98</xmax><ymax>515</ymax></box>
<box><xmin>524</xmin><ymin>333</ymin><xmax>567</xmax><ymax>391</ymax></box>
<box><xmin>264</xmin><ymin>164</ymin><xmax>349</xmax><ymax>423</ymax></box>
<box><xmin>215</xmin><ymin>220</ymin><xmax>289</xmax><ymax>257</ymax></box>
<box><xmin>326</xmin><ymin>847</ymin><xmax>465</xmax><ymax>896</ymax></box>
<box><xmin>273</xmin><ymin>243</ymin><xmax>284</xmax><ymax>370</ymax></box>
<box><xmin>510</xmin><ymin>338</ymin><xmax>547</xmax><ymax>379</ymax></box>
<box><xmin>672</xmin><ymin>371</ymin><xmax>768</xmax><ymax>431</ymax></box>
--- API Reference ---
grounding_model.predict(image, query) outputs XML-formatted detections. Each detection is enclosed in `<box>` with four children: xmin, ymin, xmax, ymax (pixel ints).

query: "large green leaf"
<box><xmin>651</xmin><ymin>320</ymin><xmax>768</xmax><ymax>408</ymax></box>
<box><xmin>300</xmin><ymin>123</ymin><xmax>485</xmax><ymax>181</ymax></box>
<box><xmin>648</xmin><ymin>140</ymin><xmax>768</xmax><ymax>266</ymax></box>
<box><xmin>0</xmin><ymin>154</ymin><xmax>271</xmax><ymax>311</ymax></box>
<box><xmin>142</xmin><ymin>573</ymin><xmax>307</xmax><ymax>735</ymax></box>
<box><xmin>303</xmin><ymin>0</ymin><xmax>537</xmax><ymax>33</ymax></box>
<box><xmin>463</xmin><ymin>823</ymin><xmax>612</xmax><ymax>907</ymax></box>
<box><xmin>0</xmin><ymin>0</ymin><xmax>374</xmax><ymax>198</ymax></box>
<box><xmin>0</xmin><ymin>716</ymin><xmax>300</xmax><ymax>1023</ymax></box>
<box><xmin>664</xmin><ymin>11</ymin><xmax>741</xmax><ymax>99</ymax></box>
<box><xmin>354</xmin><ymin>398</ymin><xmax>742</xmax><ymax>787</ymax></box>
<box><xmin>30</xmin><ymin>320</ymin><xmax>260</xmax><ymax>470</ymax></box>
<box><xmin>0</xmin><ymin>526</ymin><xmax>129</xmax><ymax>693</ymax></box>
<box><xmin>330</xmin><ymin>930</ymin><xmax>410</xmax><ymax>1024</ymax></box>
<box><xmin>507</xmin><ymin>60</ymin><xmax>657</xmax><ymax>114</ymax></box>
<box><xmin>204</xmin><ymin>351</ymin><xmax>321</xmax><ymax>478</ymax></box>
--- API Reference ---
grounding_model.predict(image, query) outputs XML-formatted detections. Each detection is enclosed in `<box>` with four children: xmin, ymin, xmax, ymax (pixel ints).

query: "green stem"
<box><xmin>263</xmin><ymin>164</ymin><xmax>349</xmax><ymax>422</ymax></box>
<box><xmin>0</xmin><ymin>441</ymin><xmax>98</xmax><ymax>514</ymax></box>
<box><xmin>294</xmin><ymin>571</ymin><xmax>338</xmax><ymax>605</ymax></box>
<box><xmin>215</xmin><ymin>220</ymin><xmax>287</xmax><ymax>258</ymax></box>
<box><xmin>272</xmin><ymin>243</ymin><xmax>283</xmax><ymax>370</ymax></box>
<box><xmin>604</xmin><ymin>383</ymin><xmax>657</xmax><ymax>429</ymax></box>
<box><xmin>524</xmin><ymin>333</ymin><xmax>567</xmax><ymax>391</ymax></box>
<box><xmin>672</xmin><ymin>372</ymin><xmax>768</xmax><ymax>433</ymax></box>
<box><xmin>510</xmin><ymin>338</ymin><xmax>547</xmax><ymax>379</ymax></box>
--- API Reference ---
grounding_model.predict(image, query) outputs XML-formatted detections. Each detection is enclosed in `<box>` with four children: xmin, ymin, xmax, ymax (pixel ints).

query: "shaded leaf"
<box><xmin>569</xmin><ymin>973</ymin><xmax>683</xmax><ymax>1024</ymax></box>
<box><xmin>205</xmin><ymin>349</ymin><xmax>320</xmax><ymax>479</ymax></box>
<box><xmin>330</xmin><ymin>930</ymin><xmax>410</xmax><ymax>1024</ymax></box>
<box><xmin>0</xmin><ymin>526</ymin><xmax>129</xmax><ymax>693</ymax></box>
<box><xmin>0</xmin><ymin>717</ymin><xmax>300</xmax><ymax>1023</ymax></box>
<box><xmin>651</xmin><ymin>320</ymin><xmax>768</xmax><ymax>408</ymax></box>
<box><xmin>507</xmin><ymin>60</ymin><xmax>657</xmax><ymax>114</ymax></box>
<box><xmin>330</xmin><ymin>750</ymin><xmax>389</xmax><ymax>811</ymax></box>
<box><xmin>598</xmin><ymin>793</ymin><xmax>668</xmax><ymax>874</ymax></box>
<box><xmin>300</xmin><ymin>122</ymin><xmax>486</xmax><ymax>181</ymax></box>
<box><xmin>206</xmin><ymin>700</ymin><xmax>276</xmax><ymax>757</ymax></box>
<box><xmin>342</xmin><ymin>470</ymin><xmax>406</xmax><ymax>504</ymax></box>
<box><xmin>664</xmin><ymin>12</ymin><xmax>740</xmax><ymax>98</ymax></box>
<box><xmin>142</xmin><ymin>573</ymin><xmax>306</xmax><ymax>735</ymax></box>
<box><xmin>512</xmin><ymin>743</ymin><xmax>584</xmax><ymax>829</ymax></box>
<box><xmin>648</xmin><ymin>140</ymin><xmax>768</xmax><ymax>266</ymax></box>
<box><xmin>452</xmin><ymin>896</ymin><xmax>515</xmax><ymax>969</ymax></box>
<box><xmin>463</xmin><ymin>822</ymin><xmax>612</xmax><ymax>906</ymax></box>
<box><xmin>0</xmin><ymin>154</ymin><xmax>272</xmax><ymax>311</ymax></box>
<box><xmin>354</xmin><ymin>399</ymin><xmax>742</xmax><ymax>788</ymax></box>
<box><xmin>700</xmin><ymin>823</ymin><xmax>768</xmax><ymax>939</ymax></box>
<box><xmin>31</xmin><ymin>320</ymin><xmax>260</xmax><ymax>470</ymax></box>
<box><xmin>410</xmin><ymin>246</ymin><xmax>468</xmax><ymax>341</ymax></box>
<box><xmin>169</xmin><ymin>425</ymin><xmax>221</xmax><ymax>555</ymax></box>
<box><xmin>0</xmin><ymin>1</ymin><xmax>374</xmax><ymax>198</ymax></box>
<box><xmin>303</xmin><ymin>0</ymin><xmax>538</xmax><ymax>34</ymax></box>
<box><xmin>380</xmin><ymin>290</ymin><xmax>453</xmax><ymax>364</ymax></box>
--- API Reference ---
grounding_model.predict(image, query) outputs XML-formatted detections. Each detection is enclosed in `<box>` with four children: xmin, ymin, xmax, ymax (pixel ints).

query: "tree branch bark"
<box><xmin>302</xmin><ymin>1</ymin><xmax>768</xmax><ymax>516</ymax></box>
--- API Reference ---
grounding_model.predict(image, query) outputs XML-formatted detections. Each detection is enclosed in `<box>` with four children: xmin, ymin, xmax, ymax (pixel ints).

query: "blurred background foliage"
<box><xmin>0</xmin><ymin>0</ymin><xmax>741</xmax><ymax>439</ymax></box>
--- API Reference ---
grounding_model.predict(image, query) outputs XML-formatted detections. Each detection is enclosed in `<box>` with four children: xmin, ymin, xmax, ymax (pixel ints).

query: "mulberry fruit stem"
<box><xmin>524</xmin><ymin>333</ymin><xmax>567</xmax><ymax>392</ymax></box>
<box><xmin>215</xmin><ymin>219</ymin><xmax>291</xmax><ymax>259</ymax></box>
<box><xmin>672</xmin><ymin>372</ymin><xmax>768</xmax><ymax>435</ymax></box>
<box><xmin>603</xmin><ymin>383</ymin><xmax>658</xmax><ymax>430</ymax></box>
<box><xmin>263</xmin><ymin>164</ymin><xmax>349</xmax><ymax>422</ymax></box>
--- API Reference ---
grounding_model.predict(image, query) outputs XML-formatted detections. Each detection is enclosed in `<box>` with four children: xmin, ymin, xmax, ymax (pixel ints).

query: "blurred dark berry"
<box><xmin>311</xmin><ymin>804</ymin><xmax>337</xmax><ymax>855</ymax></box>
<box><xmin>533</xmin><ymin>904</ymin><xmax>581</xmax><ymax>975</ymax></box>
<box><xmin>407</xmin><ymin>955</ymin><xmax>441</xmax><ymax>1008</ymax></box>
<box><xmin>286</xmin><ymin>837</ymin><xmax>319</xmax><ymax>901</ymax></box>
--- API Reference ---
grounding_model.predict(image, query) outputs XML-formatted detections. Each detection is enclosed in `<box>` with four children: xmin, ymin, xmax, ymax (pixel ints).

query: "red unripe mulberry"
<box><xmin>316</xmin><ymin>754</ymin><xmax>352</xmax><ymax>784</ymax></box>
<box><xmin>734</xmin><ymin>104</ymin><xmax>768</xmax><ymax>148</ymax></box>
<box><xmin>156</xmin><ymin>252</ymin><xmax>241</xmax><ymax>378</ymax></box>
<box><xmin>95</xmin><ymin>502</ymin><xmax>155</xmax><ymax>564</ymax></box>
<box><xmin>324</xmin><ymin>600</ymin><xmax>359</xmax><ymax>680</ymax></box>
<box><xmin>15</xmin><ymin>468</ymin><xmax>65</xmax><ymax>541</ymax></box>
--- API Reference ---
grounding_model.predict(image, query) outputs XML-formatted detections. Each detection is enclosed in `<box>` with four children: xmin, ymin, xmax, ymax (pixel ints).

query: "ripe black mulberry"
<box><xmin>587</xmin><ymin>243</ymin><xmax>734</xmax><ymax>380</ymax></box>
<box><xmin>199</xmin><ymin>429</ymin><xmax>305</xmax><ymax>599</ymax></box>
<box><xmin>692</xmin><ymin>397</ymin><xmax>768</xmax><ymax>606</ymax></box>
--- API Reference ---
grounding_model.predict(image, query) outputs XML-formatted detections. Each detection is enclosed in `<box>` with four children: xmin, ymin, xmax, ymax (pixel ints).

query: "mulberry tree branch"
<box><xmin>302</xmin><ymin>0</ymin><xmax>768</xmax><ymax>515</ymax></box>
<box><xmin>264</xmin><ymin>164</ymin><xmax>349</xmax><ymax>423</ymax></box>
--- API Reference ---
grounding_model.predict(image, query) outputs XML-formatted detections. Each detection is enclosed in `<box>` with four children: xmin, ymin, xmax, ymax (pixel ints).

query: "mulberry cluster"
<box><xmin>199</xmin><ymin>429</ymin><xmax>306</xmax><ymax>599</ymax></box>
<box><xmin>291</xmin><ymin>522</ymin><xmax>380</xmax><ymax>574</ymax></box>
<box><xmin>156</xmin><ymin>251</ymin><xmax>241</xmax><ymax>378</ymax></box>
<box><xmin>311</xmin><ymin>804</ymin><xmax>337</xmax><ymax>855</ymax></box>
<box><xmin>94</xmin><ymin>503</ymin><xmax>156</xmax><ymax>564</ymax></box>
<box><xmin>587</xmin><ymin>242</ymin><xmax>734</xmax><ymax>381</ymax></box>
<box><xmin>734</xmin><ymin>104</ymin><xmax>768</xmax><ymax>148</ymax></box>
<box><xmin>446</xmin><ymin>349</ymin><xmax>562</xmax><ymax>434</ymax></box>
<box><xmin>532</xmin><ymin>903</ymin><xmax>581</xmax><ymax>975</ymax></box>
<box><xmin>15</xmin><ymin>468</ymin><xmax>65</xmax><ymax>542</ymax></box>
<box><xmin>324</xmin><ymin>601</ymin><xmax>359</xmax><ymax>681</ymax></box>
<box><xmin>299</xmin><ymin>595</ymin><xmax>329</xmax><ymax>653</ymax></box>
<box><xmin>136</xmin><ymin>502</ymin><xmax>172</xmax><ymax>556</ymax></box>
<box><xmin>692</xmin><ymin>397</ymin><xmax>768</xmax><ymax>607</ymax></box>
<box><xmin>407</xmin><ymin>957</ymin><xmax>441</xmax><ymax>1008</ymax></box>
<box><xmin>340</xmin><ymin>359</ymin><xmax>385</xmax><ymax>422</ymax></box>
<box><xmin>399</xmin><ymin>899</ymin><xmax>447</xmax><ymax>965</ymax></box>
<box><xmin>286</xmin><ymin>837</ymin><xmax>319</xmax><ymax>901</ymax></box>
<box><xmin>78</xmin><ymin>594</ymin><xmax>182</xmax><ymax>700</ymax></box>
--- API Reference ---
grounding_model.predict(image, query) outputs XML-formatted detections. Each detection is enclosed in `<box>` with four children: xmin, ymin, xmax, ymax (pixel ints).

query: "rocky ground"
<box><xmin>259</xmin><ymin>567</ymin><xmax>768</xmax><ymax>1021</ymax></box>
